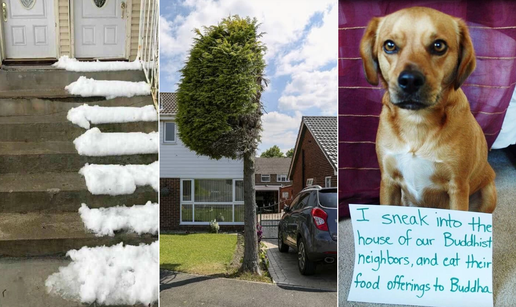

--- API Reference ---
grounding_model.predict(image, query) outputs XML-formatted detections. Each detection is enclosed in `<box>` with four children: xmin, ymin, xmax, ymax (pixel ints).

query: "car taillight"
<box><xmin>312</xmin><ymin>207</ymin><xmax>328</xmax><ymax>231</ymax></box>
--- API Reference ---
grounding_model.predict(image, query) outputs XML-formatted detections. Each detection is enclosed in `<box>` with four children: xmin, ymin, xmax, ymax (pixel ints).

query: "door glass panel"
<box><xmin>93</xmin><ymin>0</ymin><xmax>107</xmax><ymax>8</ymax></box>
<box><xmin>20</xmin><ymin>0</ymin><xmax>36</xmax><ymax>9</ymax></box>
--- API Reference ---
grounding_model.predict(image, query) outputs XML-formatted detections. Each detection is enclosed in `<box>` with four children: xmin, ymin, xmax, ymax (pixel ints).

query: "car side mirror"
<box><xmin>283</xmin><ymin>206</ymin><xmax>291</xmax><ymax>213</ymax></box>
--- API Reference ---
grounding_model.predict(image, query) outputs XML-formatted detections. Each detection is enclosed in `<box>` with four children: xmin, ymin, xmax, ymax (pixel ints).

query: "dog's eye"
<box><xmin>431</xmin><ymin>40</ymin><xmax>447</xmax><ymax>55</ymax></box>
<box><xmin>384</xmin><ymin>40</ymin><xmax>398</xmax><ymax>53</ymax></box>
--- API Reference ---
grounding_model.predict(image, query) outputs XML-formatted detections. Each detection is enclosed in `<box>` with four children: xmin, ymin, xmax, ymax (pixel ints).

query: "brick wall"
<box><xmin>160</xmin><ymin>178</ymin><xmax>180</xmax><ymax>231</ymax></box>
<box><xmin>160</xmin><ymin>178</ymin><xmax>244</xmax><ymax>232</ymax></box>
<box><xmin>291</xmin><ymin>128</ymin><xmax>337</xmax><ymax>196</ymax></box>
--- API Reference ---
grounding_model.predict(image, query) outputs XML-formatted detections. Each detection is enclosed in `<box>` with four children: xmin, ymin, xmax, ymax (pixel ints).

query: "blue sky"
<box><xmin>160</xmin><ymin>0</ymin><xmax>337</xmax><ymax>155</ymax></box>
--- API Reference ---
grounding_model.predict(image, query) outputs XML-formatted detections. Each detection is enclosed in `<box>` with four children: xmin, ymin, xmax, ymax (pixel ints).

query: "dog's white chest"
<box><xmin>391</xmin><ymin>149</ymin><xmax>436</xmax><ymax>201</ymax></box>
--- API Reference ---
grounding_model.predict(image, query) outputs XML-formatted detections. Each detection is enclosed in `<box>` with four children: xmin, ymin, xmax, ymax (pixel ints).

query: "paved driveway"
<box><xmin>160</xmin><ymin>271</ymin><xmax>337</xmax><ymax>307</ymax></box>
<box><xmin>264</xmin><ymin>239</ymin><xmax>337</xmax><ymax>291</ymax></box>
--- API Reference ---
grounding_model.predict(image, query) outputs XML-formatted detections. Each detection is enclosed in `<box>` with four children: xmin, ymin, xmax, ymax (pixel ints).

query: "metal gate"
<box><xmin>257</xmin><ymin>204</ymin><xmax>283</xmax><ymax>239</ymax></box>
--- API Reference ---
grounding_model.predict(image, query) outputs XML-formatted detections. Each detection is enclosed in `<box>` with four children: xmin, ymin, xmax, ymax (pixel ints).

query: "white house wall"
<box><xmin>160</xmin><ymin>117</ymin><xmax>243</xmax><ymax>179</ymax></box>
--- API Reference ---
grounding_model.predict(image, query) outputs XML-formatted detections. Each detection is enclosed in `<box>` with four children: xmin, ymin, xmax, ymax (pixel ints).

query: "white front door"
<box><xmin>74</xmin><ymin>0</ymin><xmax>128</xmax><ymax>59</ymax></box>
<box><xmin>2</xmin><ymin>0</ymin><xmax>56</xmax><ymax>59</ymax></box>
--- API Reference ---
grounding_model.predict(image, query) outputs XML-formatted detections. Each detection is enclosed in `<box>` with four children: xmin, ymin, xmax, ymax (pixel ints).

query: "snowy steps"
<box><xmin>0</xmin><ymin>66</ymin><xmax>147</xmax><ymax>99</ymax></box>
<box><xmin>0</xmin><ymin>258</ymin><xmax>158</xmax><ymax>307</ymax></box>
<box><xmin>0</xmin><ymin>172</ymin><xmax>158</xmax><ymax>213</ymax></box>
<box><xmin>0</xmin><ymin>96</ymin><xmax>157</xmax><ymax>142</ymax></box>
<box><xmin>0</xmin><ymin>212</ymin><xmax>155</xmax><ymax>257</ymax></box>
<box><xmin>0</xmin><ymin>141</ymin><xmax>157</xmax><ymax>173</ymax></box>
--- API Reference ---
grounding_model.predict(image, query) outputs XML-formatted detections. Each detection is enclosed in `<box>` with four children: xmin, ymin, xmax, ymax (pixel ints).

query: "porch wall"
<box><xmin>129</xmin><ymin>0</ymin><xmax>141</xmax><ymax>60</ymax></box>
<box><xmin>58</xmin><ymin>0</ymin><xmax>71</xmax><ymax>56</ymax></box>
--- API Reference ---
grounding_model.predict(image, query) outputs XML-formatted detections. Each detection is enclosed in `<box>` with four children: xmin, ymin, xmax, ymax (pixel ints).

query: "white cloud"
<box><xmin>160</xmin><ymin>0</ymin><xmax>335</xmax><ymax>80</ymax></box>
<box><xmin>278</xmin><ymin>67</ymin><xmax>338</xmax><ymax>115</ymax></box>
<box><xmin>259</xmin><ymin>111</ymin><xmax>302</xmax><ymax>154</ymax></box>
<box><xmin>275</xmin><ymin>3</ymin><xmax>337</xmax><ymax>76</ymax></box>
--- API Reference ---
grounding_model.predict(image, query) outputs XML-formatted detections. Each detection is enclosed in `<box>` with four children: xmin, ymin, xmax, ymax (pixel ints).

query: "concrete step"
<box><xmin>0</xmin><ymin>172</ymin><xmax>158</xmax><ymax>213</ymax></box>
<box><xmin>0</xmin><ymin>67</ymin><xmax>147</xmax><ymax>98</ymax></box>
<box><xmin>0</xmin><ymin>141</ymin><xmax>157</xmax><ymax>173</ymax></box>
<box><xmin>0</xmin><ymin>257</ymin><xmax>158</xmax><ymax>306</ymax></box>
<box><xmin>0</xmin><ymin>97</ymin><xmax>157</xmax><ymax>141</ymax></box>
<box><xmin>0</xmin><ymin>212</ymin><xmax>156</xmax><ymax>257</ymax></box>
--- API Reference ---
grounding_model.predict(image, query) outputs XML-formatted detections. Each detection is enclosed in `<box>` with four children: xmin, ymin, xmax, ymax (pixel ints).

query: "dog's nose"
<box><xmin>398</xmin><ymin>70</ymin><xmax>425</xmax><ymax>93</ymax></box>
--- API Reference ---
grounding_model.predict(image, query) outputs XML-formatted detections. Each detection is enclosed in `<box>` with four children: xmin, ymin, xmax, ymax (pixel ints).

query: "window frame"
<box><xmin>277</xmin><ymin>174</ymin><xmax>288</xmax><ymax>182</ymax></box>
<box><xmin>180</xmin><ymin>178</ymin><xmax>244</xmax><ymax>225</ymax></box>
<box><xmin>306</xmin><ymin>178</ymin><xmax>314</xmax><ymax>186</ymax></box>
<box><xmin>163</xmin><ymin>121</ymin><xmax>177</xmax><ymax>144</ymax></box>
<box><xmin>325</xmin><ymin>176</ymin><xmax>332</xmax><ymax>188</ymax></box>
<box><xmin>261</xmin><ymin>174</ymin><xmax>271</xmax><ymax>183</ymax></box>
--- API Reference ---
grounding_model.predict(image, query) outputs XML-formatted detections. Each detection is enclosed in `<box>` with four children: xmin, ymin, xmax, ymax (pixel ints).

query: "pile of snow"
<box><xmin>68</xmin><ymin>104</ymin><xmax>157</xmax><ymax>129</ymax></box>
<box><xmin>79</xmin><ymin>162</ymin><xmax>158</xmax><ymax>195</ymax></box>
<box><xmin>79</xmin><ymin>202</ymin><xmax>158</xmax><ymax>236</ymax></box>
<box><xmin>46</xmin><ymin>242</ymin><xmax>158</xmax><ymax>306</ymax></box>
<box><xmin>74</xmin><ymin>128</ymin><xmax>158</xmax><ymax>156</ymax></box>
<box><xmin>53</xmin><ymin>56</ymin><xmax>142</xmax><ymax>72</ymax></box>
<box><xmin>65</xmin><ymin>77</ymin><xmax>151</xmax><ymax>99</ymax></box>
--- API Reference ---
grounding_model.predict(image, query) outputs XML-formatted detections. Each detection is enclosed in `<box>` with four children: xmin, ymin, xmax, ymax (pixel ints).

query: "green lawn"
<box><xmin>160</xmin><ymin>233</ymin><xmax>238</xmax><ymax>276</ymax></box>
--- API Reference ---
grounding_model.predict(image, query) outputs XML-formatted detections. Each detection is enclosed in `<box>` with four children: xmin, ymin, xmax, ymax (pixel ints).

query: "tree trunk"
<box><xmin>240</xmin><ymin>150</ymin><xmax>261</xmax><ymax>275</ymax></box>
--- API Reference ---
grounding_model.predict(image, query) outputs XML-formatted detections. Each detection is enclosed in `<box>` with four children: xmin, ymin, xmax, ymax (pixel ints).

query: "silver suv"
<box><xmin>277</xmin><ymin>186</ymin><xmax>337</xmax><ymax>275</ymax></box>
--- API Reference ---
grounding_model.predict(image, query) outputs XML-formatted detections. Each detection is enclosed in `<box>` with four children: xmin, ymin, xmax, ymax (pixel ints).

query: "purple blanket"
<box><xmin>339</xmin><ymin>0</ymin><xmax>516</xmax><ymax>219</ymax></box>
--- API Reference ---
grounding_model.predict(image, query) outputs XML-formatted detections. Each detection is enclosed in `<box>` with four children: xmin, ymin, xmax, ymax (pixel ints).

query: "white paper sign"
<box><xmin>348</xmin><ymin>204</ymin><xmax>493</xmax><ymax>307</ymax></box>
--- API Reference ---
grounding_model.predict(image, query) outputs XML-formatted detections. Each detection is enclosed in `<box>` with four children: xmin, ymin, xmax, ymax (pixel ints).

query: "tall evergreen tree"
<box><xmin>176</xmin><ymin>16</ymin><xmax>266</xmax><ymax>274</ymax></box>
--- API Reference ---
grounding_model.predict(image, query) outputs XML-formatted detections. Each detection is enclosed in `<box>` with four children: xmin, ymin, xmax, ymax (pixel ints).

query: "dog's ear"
<box><xmin>454</xmin><ymin>19</ymin><xmax>476</xmax><ymax>90</ymax></box>
<box><xmin>360</xmin><ymin>17</ymin><xmax>381</xmax><ymax>85</ymax></box>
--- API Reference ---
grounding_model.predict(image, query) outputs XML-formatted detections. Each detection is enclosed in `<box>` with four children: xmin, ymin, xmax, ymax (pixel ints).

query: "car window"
<box><xmin>318</xmin><ymin>189</ymin><xmax>337</xmax><ymax>208</ymax></box>
<box><xmin>292</xmin><ymin>193</ymin><xmax>309</xmax><ymax>211</ymax></box>
<box><xmin>289</xmin><ymin>194</ymin><xmax>301</xmax><ymax>210</ymax></box>
<box><xmin>307</xmin><ymin>191</ymin><xmax>318</xmax><ymax>208</ymax></box>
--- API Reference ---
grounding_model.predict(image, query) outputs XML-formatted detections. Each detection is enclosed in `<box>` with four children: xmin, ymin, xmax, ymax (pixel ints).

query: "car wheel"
<box><xmin>297</xmin><ymin>238</ymin><xmax>316</xmax><ymax>275</ymax></box>
<box><xmin>278</xmin><ymin>229</ymin><xmax>289</xmax><ymax>253</ymax></box>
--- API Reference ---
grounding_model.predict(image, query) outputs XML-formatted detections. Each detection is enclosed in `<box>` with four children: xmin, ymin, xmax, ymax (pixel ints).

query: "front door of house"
<box><xmin>74</xmin><ymin>0</ymin><xmax>128</xmax><ymax>59</ymax></box>
<box><xmin>2</xmin><ymin>0</ymin><xmax>56</xmax><ymax>59</ymax></box>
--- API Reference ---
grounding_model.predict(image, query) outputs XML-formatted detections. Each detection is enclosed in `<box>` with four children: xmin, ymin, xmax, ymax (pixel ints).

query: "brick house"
<box><xmin>160</xmin><ymin>92</ymin><xmax>244</xmax><ymax>232</ymax></box>
<box><xmin>288</xmin><ymin>116</ymin><xmax>337</xmax><ymax>197</ymax></box>
<box><xmin>255</xmin><ymin>157</ymin><xmax>292</xmax><ymax>212</ymax></box>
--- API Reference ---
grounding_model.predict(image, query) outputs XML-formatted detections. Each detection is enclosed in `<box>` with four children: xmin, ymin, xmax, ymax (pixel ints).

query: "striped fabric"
<box><xmin>338</xmin><ymin>0</ymin><xmax>516</xmax><ymax>219</ymax></box>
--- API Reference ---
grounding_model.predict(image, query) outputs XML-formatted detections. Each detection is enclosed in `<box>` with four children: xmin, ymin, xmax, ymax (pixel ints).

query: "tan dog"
<box><xmin>359</xmin><ymin>7</ymin><xmax>496</xmax><ymax>212</ymax></box>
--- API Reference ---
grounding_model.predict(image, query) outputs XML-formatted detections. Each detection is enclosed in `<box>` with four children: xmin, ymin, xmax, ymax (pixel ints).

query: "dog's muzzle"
<box><xmin>393</xmin><ymin>70</ymin><xmax>429</xmax><ymax>110</ymax></box>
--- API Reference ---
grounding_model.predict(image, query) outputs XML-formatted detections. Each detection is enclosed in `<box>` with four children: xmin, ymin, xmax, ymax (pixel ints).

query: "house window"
<box><xmin>163</xmin><ymin>122</ymin><xmax>176</xmax><ymax>143</ymax></box>
<box><xmin>235</xmin><ymin>180</ymin><xmax>244</xmax><ymax>202</ymax></box>
<box><xmin>180</xmin><ymin>179</ymin><xmax>244</xmax><ymax>224</ymax></box>
<box><xmin>282</xmin><ymin>191</ymin><xmax>289</xmax><ymax>199</ymax></box>
<box><xmin>182</xmin><ymin>180</ymin><xmax>192</xmax><ymax>201</ymax></box>
<box><xmin>261</xmin><ymin>174</ymin><xmax>270</xmax><ymax>182</ymax></box>
<box><xmin>325</xmin><ymin>176</ymin><xmax>332</xmax><ymax>188</ymax></box>
<box><xmin>277</xmin><ymin>174</ymin><xmax>288</xmax><ymax>182</ymax></box>
<box><xmin>306</xmin><ymin>178</ymin><xmax>314</xmax><ymax>186</ymax></box>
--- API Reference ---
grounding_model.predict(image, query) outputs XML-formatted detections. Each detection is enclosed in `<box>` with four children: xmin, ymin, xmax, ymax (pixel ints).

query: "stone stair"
<box><xmin>0</xmin><ymin>67</ymin><xmax>158</xmax><ymax>257</ymax></box>
<box><xmin>0</xmin><ymin>66</ymin><xmax>148</xmax><ymax>99</ymax></box>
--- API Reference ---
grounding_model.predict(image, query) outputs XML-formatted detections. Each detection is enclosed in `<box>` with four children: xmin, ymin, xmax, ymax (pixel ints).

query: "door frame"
<box><xmin>70</xmin><ymin>0</ymin><xmax>132</xmax><ymax>59</ymax></box>
<box><xmin>0</xmin><ymin>0</ymin><xmax>60</xmax><ymax>60</ymax></box>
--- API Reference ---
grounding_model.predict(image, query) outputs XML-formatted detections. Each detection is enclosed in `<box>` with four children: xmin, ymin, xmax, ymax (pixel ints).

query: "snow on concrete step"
<box><xmin>0</xmin><ymin>67</ymin><xmax>147</xmax><ymax>99</ymax></box>
<box><xmin>0</xmin><ymin>172</ymin><xmax>158</xmax><ymax>213</ymax></box>
<box><xmin>0</xmin><ymin>259</ymin><xmax>158</xmax><ymax>307</ymax></box>
<box><xmin>53</xmin><ymin>56</ymin><xmax>142</xmax><ymax>72</ymax></box>
<box><xmin>0</xmin><ymin>141</ymin><xmax>157</xmax><ymax>173</ymax></box>
<box><xmin>0</xmin><ymin>97</ymin><xmax>157</xmax><ymax>141</ymax></box>
<box><xmin>66</xmin><ymin>77</ymin><xmax>151</xmax><ymax>99</ymax></box>
<box><xmin>0</xmin><ymin>212</ymin><xmax>156</xmax><ymax>257</ymax></box>
<box><xmin>67</xmin><ymin>104</ymin><xmax>157</xmax><ymax>129</ymax></box>
<box><xmin>0</xmin><ymin>119</ymin><xmax>158</xmax><ymax>142</ymax></box>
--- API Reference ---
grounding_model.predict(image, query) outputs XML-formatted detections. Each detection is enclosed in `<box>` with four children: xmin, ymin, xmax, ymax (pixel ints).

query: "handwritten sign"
<box><xmin>348</xmin><ymin>204</ymin><xmax>493</xmax><ymax>307</ymax></box>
